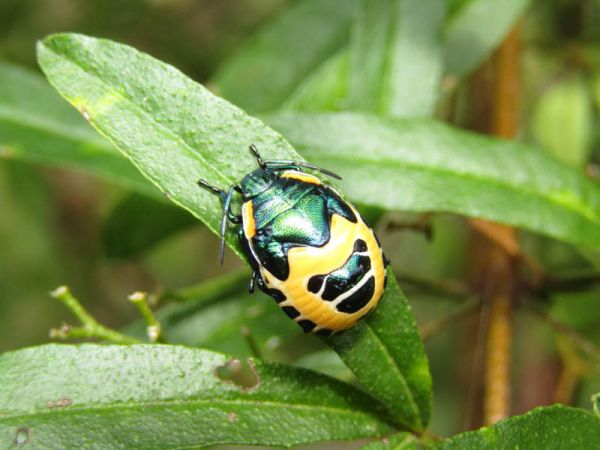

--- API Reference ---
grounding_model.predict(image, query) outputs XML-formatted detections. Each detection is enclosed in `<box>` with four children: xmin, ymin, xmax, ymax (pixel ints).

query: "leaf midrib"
<box><xmin>303</xmin><ymin>148</ymin><xmax>600</xmax><ymax>226</ymax></box>
<box><xmin>364</xmin><ymin>323</ymin><xmax>422</xmax><ymax>430</ymax></box>
<box><xmin>0</xmin><ymin>397</ymin><xmax>386</xmax><ymax>423</ymax></box>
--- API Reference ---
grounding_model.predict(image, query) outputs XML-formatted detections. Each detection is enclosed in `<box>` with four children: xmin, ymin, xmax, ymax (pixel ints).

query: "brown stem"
<box><xmin>482</xmin><ymin>242</ymin><xmax>516</xmax><ymax>425</ymax></box>
<box><xmin>395</xmin><ymin>271</ymin><xmax>470</xmax><ymax>300</ymax></box>
<box><xmin>479</xmin><ymin>23</ymin><xmax>522</xmax><ymax>426</ymax></box>
<box><xmin>524</xmin><ymin>302</ymin><xmax>600</xmax><ymax>363</ymax></box>
<box><xmin>420</xmin><ymin>299</ymin><xmax>480</xmax><ymax>341</ymax></box>
<box><xmin>553</xmin><ymin>363</ymin><xmax>578</xmax><ymax>405</ymax></box>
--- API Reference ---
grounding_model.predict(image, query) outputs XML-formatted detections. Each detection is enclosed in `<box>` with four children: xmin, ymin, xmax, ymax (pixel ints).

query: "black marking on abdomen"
<box><xmin>266</xmin><ymin>288</ymin><xmax>286</xmax><ymax>303</ymax></box>
<box><xmin>281</xmin><ymin>305</ymin><xmax>300</xmax><ymax>319</ymax></box>
<box><xmin>336</xmin><ymin>276</ymin><xmax>375</xmax><ymax>313</ymax></box>
<box><xmin>321</xmin><ymin>254</ymin><xmax>371</xmax><ymax>301</ymax></box>
<box><xmin>354</xmin><ymin>239</ymin><xmax>368</xmax><ymax>253</ymax></box>
<box><xmin>297</xmin><ymin>319</ymin><xmax>317</xmax><ymax>333</ymax></box>
<box><xmin>307</xmin><ymin>274</ymin><xmax>326</xmax><ymax>294</ymax></box>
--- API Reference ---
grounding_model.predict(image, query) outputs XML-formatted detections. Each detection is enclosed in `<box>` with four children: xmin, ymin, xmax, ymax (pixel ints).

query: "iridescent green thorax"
<box><xmin>243</xmin><ymin>175</ymin><xmax>356</xmax><ymax>280</ymax></box>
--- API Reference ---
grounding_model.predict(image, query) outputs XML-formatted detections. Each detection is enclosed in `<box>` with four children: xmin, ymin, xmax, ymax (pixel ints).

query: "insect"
<box><xmin>197</xmin><ymin>145</ymin><xmax>388</xmax><ymax>335</ymax></box>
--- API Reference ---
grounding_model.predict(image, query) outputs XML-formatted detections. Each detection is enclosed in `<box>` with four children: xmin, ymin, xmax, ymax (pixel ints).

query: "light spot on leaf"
<box><xmin>15</xmin><ymin>428</ymin><xmax>29</xmax><ymax>446</ymax></box>
<box><xmin>77</xmin><ymin>105</ymin><xmax>90</xmax><ymax>121</ymax></box>
<box><xmin>47</xmin><ymin>397</ymin><xmax>72</xmax><ymax>408</ymax></box>
<box><xmin>215</xmin><ymin>358</ymin><xmax>260</xmax><ymax>392</ymax></box>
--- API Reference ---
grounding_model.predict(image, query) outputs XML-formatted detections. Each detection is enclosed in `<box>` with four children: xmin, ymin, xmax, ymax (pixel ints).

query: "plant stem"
<box><xmin>240</xmin><ymin>326</ymin><xmax>263</xmax><ymax>359</ymax></box>
<box><xmin>49</xmin><ymin>286</ymin><xmax>142</xmax><ymax>345</ymax></box>
<box><xmin>129</xmin><ymin>291</ymin><xmax>163</xmax><ymax>343</ymax></box>
<box><xmin>420</xmin><ymin>299</ymin><xmax>480</xmax><ymax>341</ymax></box>
<box><xmin>483</xmin><ymin>253</ymin><xmax>514</xmax><ymax>424</ymax></box>
<box><xmin>156</xmin><ymin>268</ymin><xmax>249</xmax><ymax>305</ymax></box>
<box><xmin>394</xmin><ymin>271</ymin><xmax>469</xmax><ymax>300</ymax></box>
<box><xmin>479</xmin><ymin>22</ymin><xmax>522</xmax><ymax>426</ymax></box>
<box><xmin>524</xmin><ymin>302</ymin><xmax>600</xmax><ymax>364</ymax></box>
<box><xmin>539</xmin><ymin>271</ymin><xmax>600</xmax><ymax>294</ymax></box>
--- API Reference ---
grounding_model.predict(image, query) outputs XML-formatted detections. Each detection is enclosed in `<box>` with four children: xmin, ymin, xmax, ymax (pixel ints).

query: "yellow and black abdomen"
<box><xmin>241</xmin><ymin>170</ymin><xmax>386</xmax><ymax>335</ymax></box>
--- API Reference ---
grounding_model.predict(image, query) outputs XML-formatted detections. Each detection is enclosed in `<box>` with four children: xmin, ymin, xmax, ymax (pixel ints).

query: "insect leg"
<box><xmin>197</xmin><ymin>180</ymin><xmax>241</xmax><ymax>265</ymax></box>
<box><xmin>218</xmin><ymin>185</ymin><xmax>240</xmax><ymax>265</ymax></box>
<box><xmin>248</xmin><ymin>270</ymin><xmax>259</xmax><ymax>294</ymax></box>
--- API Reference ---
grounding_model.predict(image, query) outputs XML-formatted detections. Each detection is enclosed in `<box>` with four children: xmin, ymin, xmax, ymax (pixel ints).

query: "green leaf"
<box><xmin>360</xmin><ymin>432</ymin><xmax>420</xmax><ymax>449</ymax></box>
<box><xmin>531</xmin><ymin>74</ymin><xmax>593</xmax><ymax>168</ymax></box>
<box><xmin>0</xmin><ymin>344</ymin><xmax>392</xmax><ymax>448</ymax></box>
<box><xmin>593</xmin><ymin>393</ymin><xmax>600</xmax><ymax>418</ymax></box>
<box><xmin>322</xmin><ymin>270</ymin><xmax>432</xmax><ymax>432</ymax></box>
<box><xmin>0</xmin><ymin>61</ymin><xmax>157</xmax><ymax>197</ymax></box>
<box><xmin>436</xmin><ymin>405</ymin><xmax>600</xmax><ymax>449</ymax></box>
<box><xmin>213</xmin><ymin>0</ymin><xmax>358</xmax><ymax>113</ymax></box>
<box><xmin>266</xmin><ymin>112</ymin><xmax>600</xmax><ymax>252</ymax></box>
<box><xmin>283</xmin><ymin>49</ymin><xmax>350</xmax><ymax>112</ymax></box>
<box><xmin>37</xmin><ymin>33</ymin><xmax>303</xmax><ymax>258</ymax></box>
<box><xmin>443</xmin><ymin>0</ymin><xmax>531</xmax><ymax>80</ymax></box>
<box><xmin>102</xmin><ymin>193</ymin><xmax>196</xmax><ymax>258</ymax></box>
<box><xmin>347</xmin><ymin>0</ymin><xmax>445</xmax><ymax>117</ymax></box>
<box><xmin>295</xmin><ymin>350</ymin><xmax>354</xmax><ymax>382</ymax></box>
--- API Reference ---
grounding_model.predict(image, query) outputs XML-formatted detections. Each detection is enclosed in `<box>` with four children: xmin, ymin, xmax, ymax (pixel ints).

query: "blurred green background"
<box><xmin>1</xmin><ymin>0</ymin><xmax>600</xmax><ymax>439</ymax></box>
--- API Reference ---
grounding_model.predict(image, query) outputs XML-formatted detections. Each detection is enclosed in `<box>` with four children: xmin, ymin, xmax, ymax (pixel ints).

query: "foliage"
<box><xmin>1</xmin><ymin>0</ymin><xmax>600</xmax><ymax>448</ymax></box>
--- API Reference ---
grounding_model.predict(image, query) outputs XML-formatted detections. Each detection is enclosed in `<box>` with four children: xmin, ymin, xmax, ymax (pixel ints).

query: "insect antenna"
<box><xmin>249</xmin><ymin>144</ymin><xmax>265</xmax><ymax>169</ymax></box>
<box><xmin>292</xmin><ymin>161</ymin><xmax>342</xmax><ymax>180</ymax></box>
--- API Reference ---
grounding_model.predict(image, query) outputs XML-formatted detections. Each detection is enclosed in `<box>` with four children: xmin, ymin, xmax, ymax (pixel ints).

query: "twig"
<box><xmin>129</xmin><ymin>291</ymin><xmax>163</xmax><ymax>343</ymax></box>
<box><xmin>471</xmin><ymin>218</ymin><xmax>544</xmax><ymax>285</ymax></box>
<box><xmin>240</xmin><ymin>326</ymin><xmax>262</xmax><ymax>359</ymax></box>
<box><xmin>553</xmin><ymin>342</ymin><xmax>581</xmax><ymax>405</ymax></box>
<box><xmin>155</xmin><ymin>268</ymin><xmax>249</xmax><ymax>305</ymax></box>
<box><xmin>49</xmin><ymin>286</ymin><xmax>142</xmax><ymax>344</ymax></box>
<box><xmin>420</xmin><ymin>299</ymin><xmax>480</xmax><ymax>341</ymax></box>
<box><xmin>484</xmin><ymin>268</ymin><xmax>513</xmax><ymax>425</ymax></box>
<box><xmin>481</xmin><ymin>21</ymin><xmax>522</xmax><ymax>426</ymax></box>
<box><xmin>538</xmin><ymin>271</ymin><xmax>600</xmax><ymax>295</ymax></box>
<box><xmin>524</xmin><ymin>302</ymin><xmax>600</xmax><ymax>363</ymax></box>
<box><xmin>395</xmin><ymin>271</ymin><xmax>470</xmax><ymax>300</ymax></box>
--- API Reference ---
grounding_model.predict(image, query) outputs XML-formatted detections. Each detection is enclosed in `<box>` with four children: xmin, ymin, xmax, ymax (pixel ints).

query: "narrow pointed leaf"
<box><xmin>213</xmin><ymin>0</ymin><xmax>358</xmax><ymax>113</ymax></box>
<box><xmin>436</xmin><ymin>405</ymin><xmax>600</xmax><ymax>449</ymax></box>
<box><xmin>0</xmin><ymin>62</ymin><xmax>157</xmax><ymax>197</ymax></box>
<box><xmin>0</xmin><ymin>344</ymin><xmax>392</xmax><ymax>449</ymax></box>
<box><xmin>266</xmin><ymin>112</ymin><xmax>600</xmax><ymax>252</ymax></box>
<box><xmin>322</xmin><ymin>270</ymin><xmax>432</xmax><ymax>432</ymax></box>
<box><xmin>283</xmin><ymin>49</ymin><xmax>350</xmax><ymax>112</ymax></box>
<box><xmin>443</xmin><ymin>0</ymin><xmax>531</xmax><ymax>79</ymax></box>
<box><xmin>37</xmin><ymin>33</ymin><xmax>304</xmax><ymax>257</ymax></box>
<box><xmin>347</xmin><ymin>0</ymin><xmax>445</xmax><ymax>117</ymax></box>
